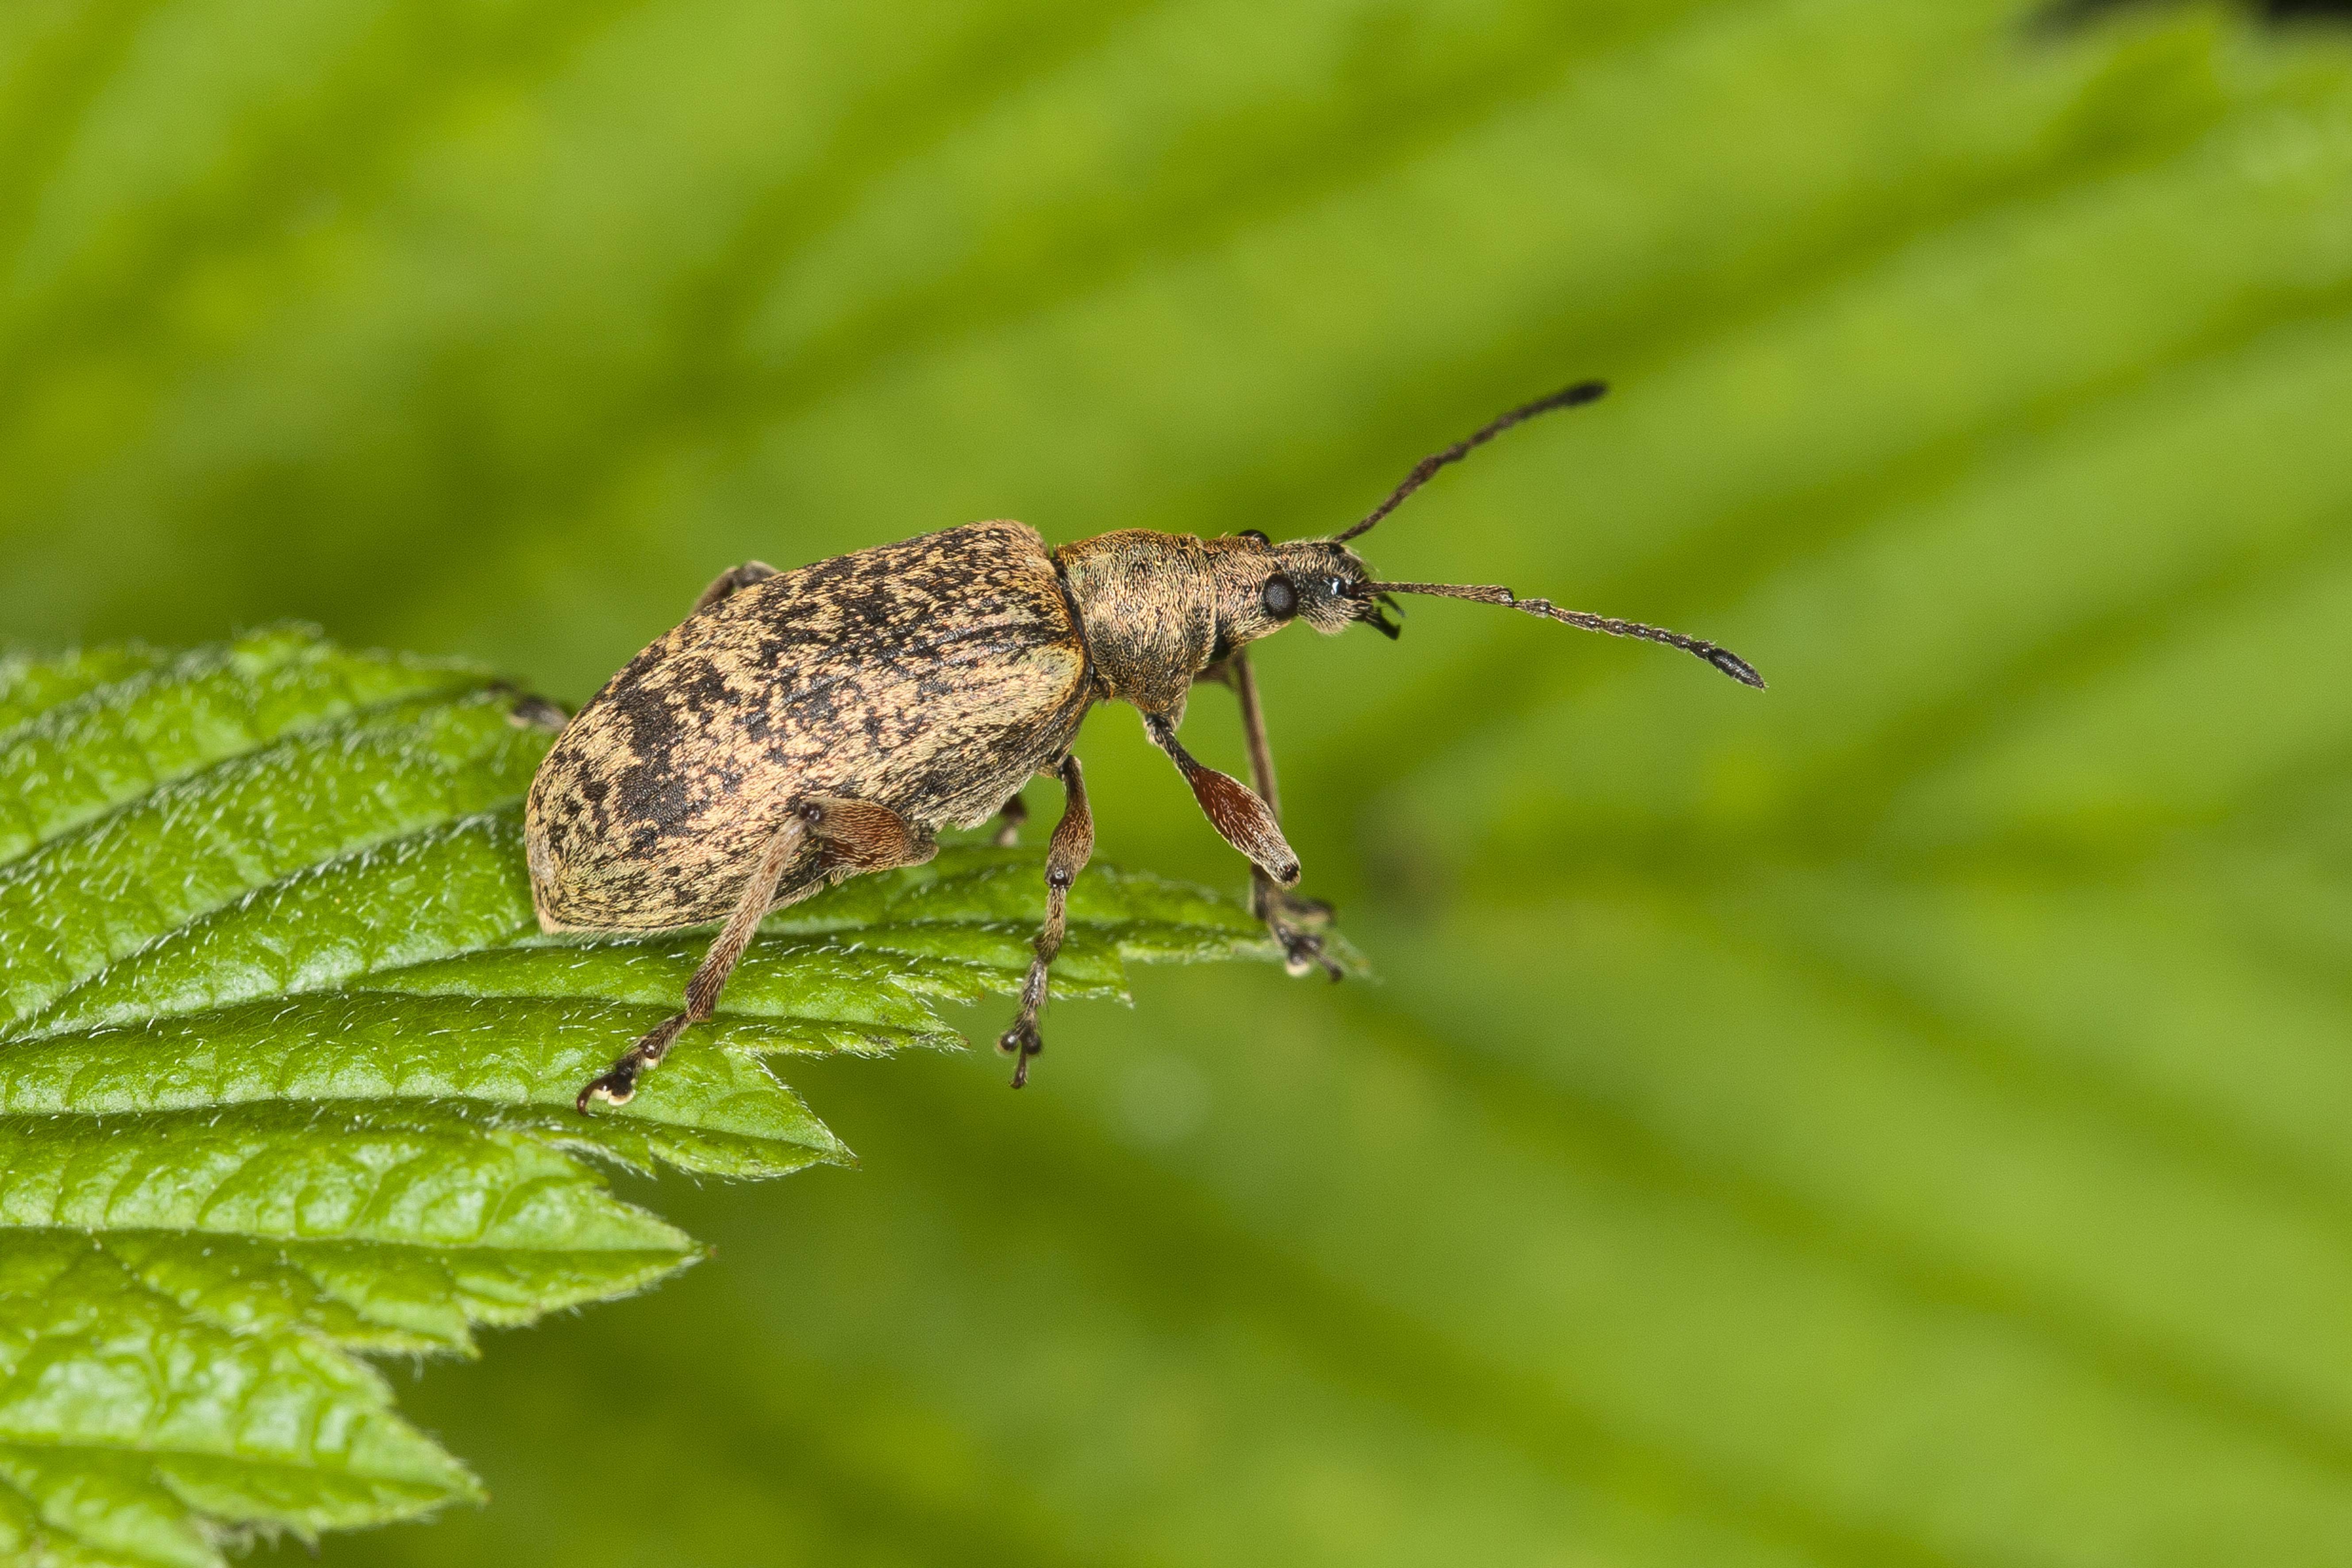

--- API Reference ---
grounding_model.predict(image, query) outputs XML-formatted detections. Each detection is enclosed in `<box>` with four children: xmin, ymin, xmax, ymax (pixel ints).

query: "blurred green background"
<box><xmin>10</xmin><ymin>0</ymin><xmax>2352</xmax><ymax>1561</ymax></box>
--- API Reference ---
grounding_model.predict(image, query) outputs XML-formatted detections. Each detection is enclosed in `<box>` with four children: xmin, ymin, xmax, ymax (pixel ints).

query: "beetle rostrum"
<box><xmin>525</xmin><ymin>380</ymin><xmax>1765</xmax><ymax>1109</ymax></box>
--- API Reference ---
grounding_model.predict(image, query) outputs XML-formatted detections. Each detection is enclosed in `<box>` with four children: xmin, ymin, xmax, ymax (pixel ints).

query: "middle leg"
<box><xmin>997</xmin><ymin>754</ymin><xmax>1093</xmax><ymax>1088</ymax></box>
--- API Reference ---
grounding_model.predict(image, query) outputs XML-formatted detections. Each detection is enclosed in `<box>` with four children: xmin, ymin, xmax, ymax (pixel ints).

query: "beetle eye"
<box><xmin>1327</xmin><ymin>576</ymin><xmax>1347</xmax><ymax>597</ymax></box>
<box><xmin>1237</xmin><ymin>529</ymin><xmax>1270</xmax><ymax>544</ymax></box>
<box><xmin>1261</xmin><ymin>574</ymin><xmax>1298</xmax><ymax>620</ymax></box>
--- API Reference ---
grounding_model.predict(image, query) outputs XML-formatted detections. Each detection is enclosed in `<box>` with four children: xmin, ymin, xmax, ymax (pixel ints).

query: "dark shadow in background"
<box><xmin>2044</xmin><ymin>0</ymin><xmax>2352</xmax><ymax>22</ymax></box>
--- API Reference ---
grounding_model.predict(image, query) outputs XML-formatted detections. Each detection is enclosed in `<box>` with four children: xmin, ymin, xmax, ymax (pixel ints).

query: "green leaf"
<box><xmin>0</xmin><ymin>633</ymin><xmax>1278</xmax><ymax>1566</ymax></box>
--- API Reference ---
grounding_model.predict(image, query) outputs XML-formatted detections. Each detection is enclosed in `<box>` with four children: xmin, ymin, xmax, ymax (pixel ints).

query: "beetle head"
<box><xmin>1205</xmin><ymin>532</ymin><xmax>1400</xmax><ymax>650</ymax></box>
<box><xmin>1207</xmin><ymin>382</ymin><xmax>1616</xmax><ymax>657</ymax></box>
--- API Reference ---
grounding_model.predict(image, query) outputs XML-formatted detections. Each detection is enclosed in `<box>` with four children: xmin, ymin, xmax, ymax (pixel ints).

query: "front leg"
<box><xmin>998</xmin><ymin>755</ymin><xmax>1093</xmax><ymax>1088</ymax></box>
<box><xmin>1198</xmin><ymin>651</ymin><xmax>1343</xmax><ymax>980</ymax></box>
<box><xmin>1141</xmin><ymin>709</ymin><xmax>1299</xmax><ymax>886</ymax></box>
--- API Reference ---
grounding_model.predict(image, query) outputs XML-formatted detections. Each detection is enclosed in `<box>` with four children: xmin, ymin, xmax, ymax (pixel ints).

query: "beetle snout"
<box><xmin>1325</xmin><ymin>567</ymin><xmax>1401</xmax><ymax>639</ymax></box>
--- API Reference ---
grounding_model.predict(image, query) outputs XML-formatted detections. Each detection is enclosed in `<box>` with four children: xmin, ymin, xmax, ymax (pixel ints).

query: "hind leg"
<box><xmin>692</xmin><ymin>560</ymin><xmax>778</xmax><ymax>615</ymax></box>
<box><xmin>577</xmin><ymin>797</ymin><xmax>935</xmax><ymax>1111</ymax></box>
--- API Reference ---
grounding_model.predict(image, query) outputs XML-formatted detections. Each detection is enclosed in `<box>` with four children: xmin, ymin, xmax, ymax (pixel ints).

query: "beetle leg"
<box><xmin>577</xmin><ymin>808</ymin><xmax>811</xmax><ymax>1111</ymax></box>
<box><xmin>691</xmin><ymin>560</ymin><xmax>779</xmax><ymax>616</ymax></box>
<box><xmin>997</xmin><ymin>754</ymin><xmax>1093</xmax><ymax>1088</ymax></box>
<box><xmin>1141</xmin><ymin>711</ymin><xmax>1301</xmax><ymax>889</ymax></box>
<box><xmin>803</xmin><ymin>795</ymin><xmax>939</xmax><ymax>879</ymax></box>
<box><xmin>575</xmin><ymin>796</ymin><xmax>935</xmax><ymax>1112</ymax></box>
<box><xmin>492</xmin><ymin>682</ymin><xmax>570</xmax><ymax>732</ymax></box>
<box><xmin>1197</xmin><ymin>651</ymin><xmax>1343</xmax><ymax>981</ymax></box>
<box><xmin>991</xmin><ymin>791</ymin><xmax>1029</xmax><ymax>848</ymax></box>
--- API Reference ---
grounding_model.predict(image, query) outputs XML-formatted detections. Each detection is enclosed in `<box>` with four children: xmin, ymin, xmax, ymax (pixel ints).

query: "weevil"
<box><xmin>525</xmin><ymin>381</ymin><xmax>1764</xmax><ymax>1110</ymax></box>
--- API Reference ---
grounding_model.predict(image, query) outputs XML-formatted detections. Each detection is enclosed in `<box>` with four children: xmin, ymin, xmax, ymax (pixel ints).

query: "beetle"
<box><xmin>525</xmin><ymin>381</ymin><xmax>1763</xmax><ymax>1110</ymax></box>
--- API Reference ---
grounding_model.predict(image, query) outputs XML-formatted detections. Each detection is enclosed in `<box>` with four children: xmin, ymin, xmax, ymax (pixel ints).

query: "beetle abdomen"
<box><xmin>526</xmin><ymin>520</ymin><xmax>1091</xmax><ymax>932</ymax></box>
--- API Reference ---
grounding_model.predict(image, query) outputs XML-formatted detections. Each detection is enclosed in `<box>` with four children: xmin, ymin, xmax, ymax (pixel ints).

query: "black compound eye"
<box><xmin>1261</xmin><ymin>573</ymin><xmax>1298</xmax><ymax>620</ymax></box>
<box><xmin>1237</xmin><ymin>528</ymin><xmax>1270</xmax><ymax>544</ymax></box>
<box><xmin>1326</xmin><ymin>576</ymin><xmax>1347</xmax><ymax>597</ymax></box>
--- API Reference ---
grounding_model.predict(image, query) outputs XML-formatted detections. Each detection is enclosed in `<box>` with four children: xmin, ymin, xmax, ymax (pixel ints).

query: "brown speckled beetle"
<box><xmin>525</xmin><ymin>382</ymin><xmax>1764</xmax><ymax>1109</ymax></box>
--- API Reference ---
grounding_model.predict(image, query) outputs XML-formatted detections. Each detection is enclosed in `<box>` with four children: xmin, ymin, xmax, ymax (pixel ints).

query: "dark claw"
<box><xmin>1259</xmin><ymin>887</ymin><xmax>1343</xmax><ymax>981</ymax></box>
<box><xmin>506</xmin><ymin>694</ymin><xmax>570</xmax><ymax>731</ymax></box>
<box><xmin>491</xmin><ymin>681</ymin><xmax>570</xmax><ymax>731</ymax></box>
<box><xmin>577</xmin><ymin>1062</ymin><xmax>637</xmax><ymax>1113</ymax></box>
<box><xmin>997</xmin><ymin>1021</ymin><xmax>1042</xmax><ymax>1088</ymax></box>
<box><xmin>1276</xmin><ymin>925</ymin><xmax>1346</xmax><ymax>982</ymax></box>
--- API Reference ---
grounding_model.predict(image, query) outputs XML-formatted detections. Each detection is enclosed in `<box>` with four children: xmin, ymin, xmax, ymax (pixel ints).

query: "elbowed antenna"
<box><xmin>1332</xmin><ymin>380</ymin><xmax>1607</xmax><ymax>544</ymax></box>
<box><xmin>1364</xmin><ymin>580</ymin><xmax>1767</xmax><ymax>689</ymax></box>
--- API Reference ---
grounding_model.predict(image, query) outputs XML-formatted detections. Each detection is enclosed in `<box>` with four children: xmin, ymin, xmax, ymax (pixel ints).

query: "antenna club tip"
<box><xmin>1561</xmin><ymin>379</ymin><xmax>1608</xmax><ymax>406</ymax></box>
<box><xmin>1705</xmin><ymin>647</ymin><xmax>1767</xmax><ymax>689</ymax></box>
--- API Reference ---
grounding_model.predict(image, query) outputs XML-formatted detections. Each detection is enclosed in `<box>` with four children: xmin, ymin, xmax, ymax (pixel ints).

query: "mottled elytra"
<box><xmin>526</xmin><ymin>381</ymin><xmax>1765</xmax><ymax>1110</ymax></box>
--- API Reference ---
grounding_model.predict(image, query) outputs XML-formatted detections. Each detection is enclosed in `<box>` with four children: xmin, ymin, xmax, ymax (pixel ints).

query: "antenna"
<box><xmin>1363</xmin><ymin>580</ymin><xmax>1765</xmax><ymax>688</ymax></box>
<box><xmin>1332</xmin><ymin>380</ymin><xmax>1607</xmax><ymax>544</ymax></box>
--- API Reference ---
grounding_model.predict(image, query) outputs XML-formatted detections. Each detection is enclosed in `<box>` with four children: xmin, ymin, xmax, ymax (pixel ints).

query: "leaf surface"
<box><xmin>0</xmin><ymin>635</ymin><xmax>1276</xmax><ymax>1566</ymax></box>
